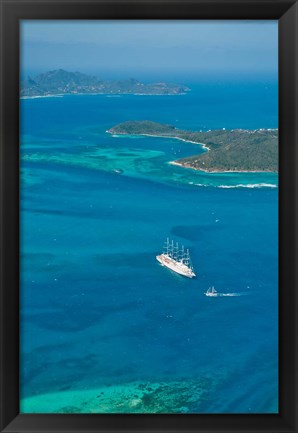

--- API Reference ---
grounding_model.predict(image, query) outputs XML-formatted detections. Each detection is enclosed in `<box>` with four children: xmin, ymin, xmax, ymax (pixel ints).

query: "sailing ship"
<box><xmin>204</xmin><ymin>286</ymin><xmax>218</xmax><ymax>297</ymax></box>
<box><xmin>156</xmin><ymin>238</ymin><xmax>196</xmax><ymax>278</ymax></box>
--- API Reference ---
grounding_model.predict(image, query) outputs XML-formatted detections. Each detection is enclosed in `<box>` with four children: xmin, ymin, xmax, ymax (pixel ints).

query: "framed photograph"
<box><xmin>0</xmin><ymin>1</ymin><xmax>297</xmax><ymax>433</ymax></box>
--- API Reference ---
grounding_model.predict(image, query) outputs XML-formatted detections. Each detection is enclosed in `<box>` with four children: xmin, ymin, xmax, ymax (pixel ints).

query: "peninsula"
<box><xmin>21</xmin><ymin>70</ymin><xmax>189</xmax><ymax>97</ymax></box>
<box><xmin>108</xmin><ymin>121</ymin><xmax>278</xmax><ymax>172</ymax></box>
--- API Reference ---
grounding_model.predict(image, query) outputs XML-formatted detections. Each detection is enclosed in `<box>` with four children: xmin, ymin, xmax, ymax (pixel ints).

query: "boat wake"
<box><xmin>206</xmin><ymin>292</ymin><xmax>245</xmax><ymax>297</ymax></box>
<box><xmin>205</xmin><ymin>287</ymin><xmax>246</xmax><ymax>297</ymax></box>
<box><xmin>220</xmin><ymin>292</ymin><xmax>243</xmax><ymax>297</ymax></box>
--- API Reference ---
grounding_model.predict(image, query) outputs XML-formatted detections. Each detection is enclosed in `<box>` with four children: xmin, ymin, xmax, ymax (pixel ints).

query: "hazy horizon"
<box><xmin>21</xmin><ymin>20</ymin><xmax>278</xmax><ymax>83</ymax></box>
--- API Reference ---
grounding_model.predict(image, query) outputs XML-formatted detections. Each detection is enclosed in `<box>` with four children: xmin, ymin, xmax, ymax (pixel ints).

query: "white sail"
<box><xmin>205</xmin><ymin>286</ymin><xmax>218</xmax><ymax>296</ymax></box>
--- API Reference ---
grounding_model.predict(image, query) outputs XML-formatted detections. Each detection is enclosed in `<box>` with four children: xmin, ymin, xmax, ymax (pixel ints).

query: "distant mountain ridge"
<box><xmin>21</xmin><ymin>69</ymin><xmax>190</xmax><ymax>97</ymax></box>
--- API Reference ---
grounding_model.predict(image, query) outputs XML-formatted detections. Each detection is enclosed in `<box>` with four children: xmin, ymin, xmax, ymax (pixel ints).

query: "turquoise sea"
<box><xmin>20</xmin><ymin>80</ymin><xmax>278</xmax><ymax>413</ymax></box>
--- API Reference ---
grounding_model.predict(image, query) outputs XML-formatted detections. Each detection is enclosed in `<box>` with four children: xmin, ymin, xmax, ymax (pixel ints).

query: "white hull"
<box><xmin>156</xmin><ymin>254</ymin><xmax>196</xmax><ymax>278</ymax></box>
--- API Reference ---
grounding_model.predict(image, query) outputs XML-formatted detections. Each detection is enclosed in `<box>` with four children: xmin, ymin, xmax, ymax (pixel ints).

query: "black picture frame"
<box><xmin>0</xmin><ymin>1</ymin><xmax>297</xmax><ymax>432</ymax></box>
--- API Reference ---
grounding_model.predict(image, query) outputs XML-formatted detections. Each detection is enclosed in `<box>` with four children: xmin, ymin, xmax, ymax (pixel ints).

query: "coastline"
<box><xmin>107</xmin><ymin>130</ymin><xmax>210</xmax><ymax>151</ymax></box>
<box><xmin>107</xmin><ymin>130</ymin><xmax>277</xmax><ymax>174</ymax></box>
<box><xmin>21</xmin><ymin>94</ymin><xmax>65</xmax><ymax>99</ymax></box>
<box><xmin>21</xmin><ymin>92</ymin><xmax>187</xmax><ymax>100</ymax></box>
<box><xmin>169</xmin><ymin>160</ymin><xmax>277</xmax><ymax>174</ymax></box>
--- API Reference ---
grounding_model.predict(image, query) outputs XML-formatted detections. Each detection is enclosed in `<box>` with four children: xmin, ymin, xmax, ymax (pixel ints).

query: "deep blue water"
<box><xmin>20</xmin><ymin>80</ymin><xmax>278</xmax><ymax>413</ymax></box>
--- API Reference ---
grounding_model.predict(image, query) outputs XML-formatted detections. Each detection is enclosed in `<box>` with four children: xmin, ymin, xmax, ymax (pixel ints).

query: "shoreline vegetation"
<box><xmin>108</xmin><ymin>121</ymin><xmax>278</xmax><ymax>173</ymax></box>
<box><xmin>21</xmin><ymin>69</ymin><xmax>190</xmax><ymax>97</ymax></box>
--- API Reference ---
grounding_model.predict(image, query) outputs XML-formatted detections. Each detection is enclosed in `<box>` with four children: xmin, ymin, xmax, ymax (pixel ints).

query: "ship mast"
<box><xmin>170</xmin><ymin>240</ymin><xmax>174</xmax><ymax>258</ymax></box>
<box><xmin>164</xmin><ymin>238</ymin><xmax>170</xmax><ymax>255</ymax></box>
<box><xmin>186</xmin><ymin>249</ymin><xmax>194</xmax><ymax>271</ymax></box>
<box><xmin>185</xmin><ymin>249</ymin><xmax>190</xmax><ymax>266</ymax></box>
<box><xmin>180</xmin><ymin>245</ymin><xmax>185</xmax><ymax>263</ymax></box>
<box><xmin>173</xmin><ymin>242</ymin><xmax>179</xmax><ymax>261</ymax></box>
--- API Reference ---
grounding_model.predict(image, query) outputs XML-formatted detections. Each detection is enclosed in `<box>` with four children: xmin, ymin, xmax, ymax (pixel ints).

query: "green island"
<box><xmin>21</xmin><ymin>69</ymin><xmax>189</xmax><ymax>97</ymax></box>
<box><xmin>108</xmin><ymin>120</ymin><xmax>278</xmax><ymax>172</ymax></box>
